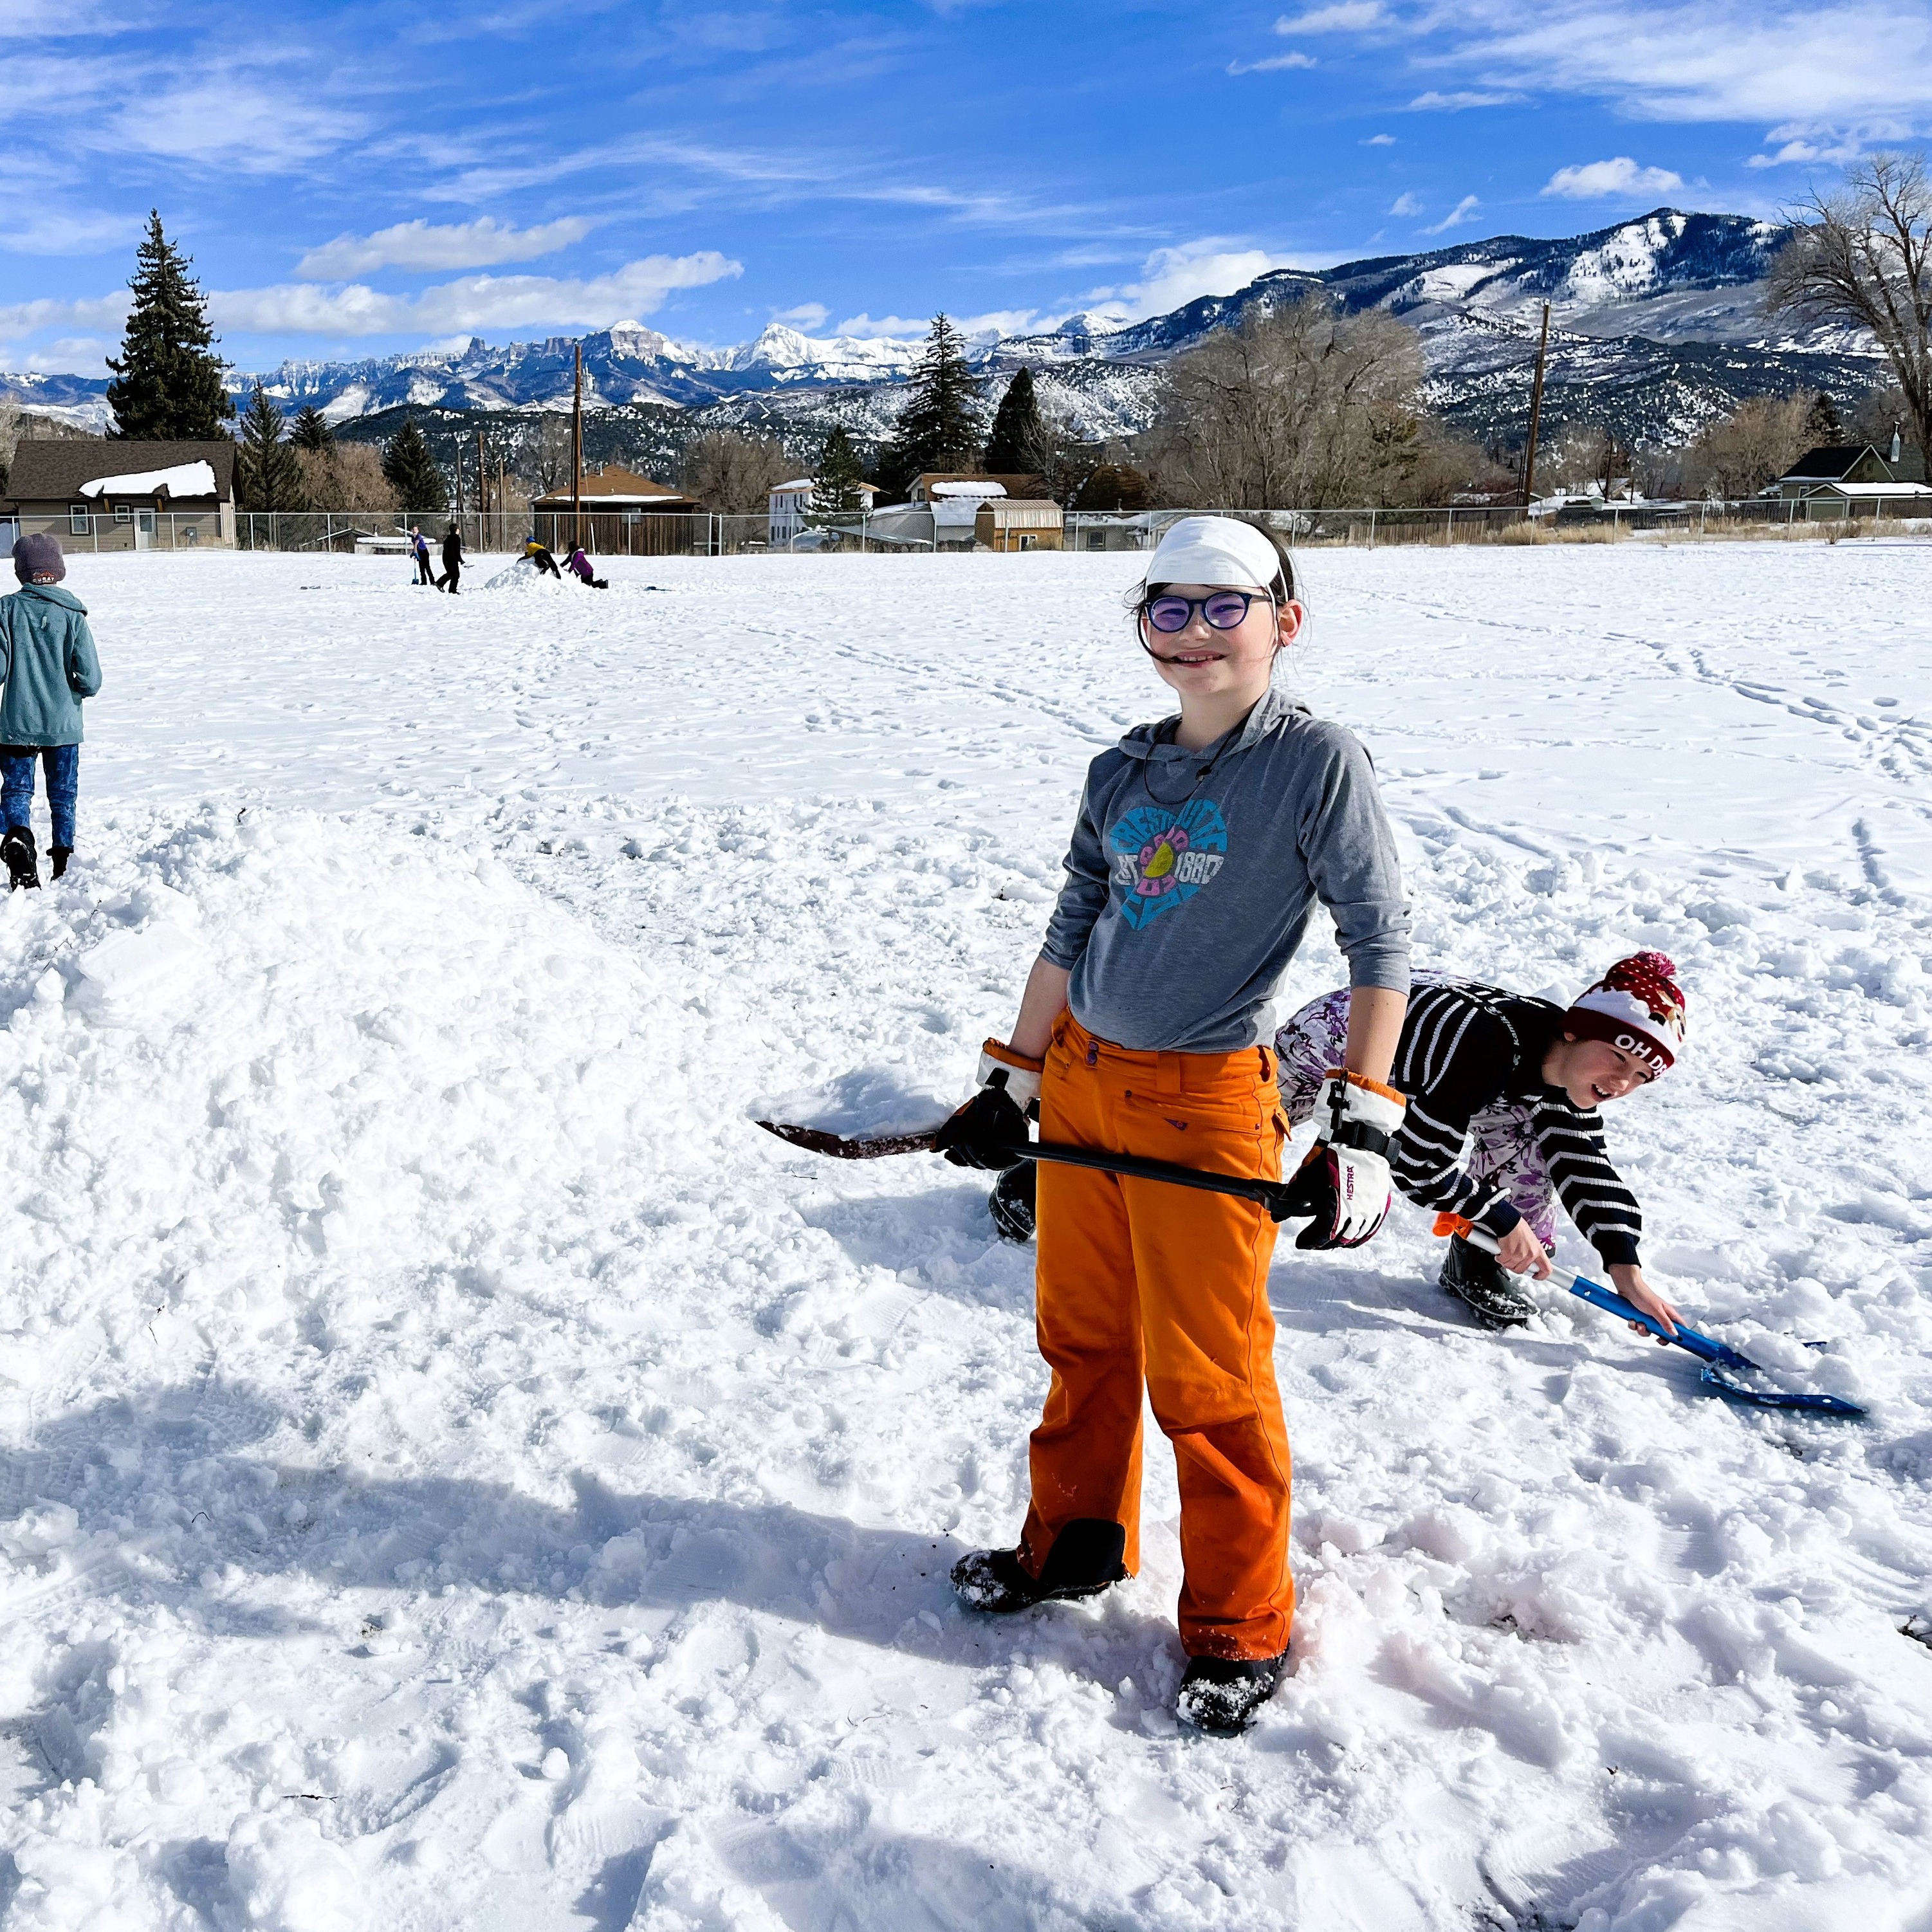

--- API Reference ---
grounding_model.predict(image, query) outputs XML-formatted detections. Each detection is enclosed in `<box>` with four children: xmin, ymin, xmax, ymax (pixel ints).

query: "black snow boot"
<box><xmin>1177</xmin><ymin>1653</ymin><xmax>1289</xmax><ymax>1737</ymax></box>
<box><xmin>1440</xmin><ymin>1234</ymin><xmax>1536</xmax><ymax>1330</ymax></box>
<box><xmin>3</xmin><ymin>826</ymin><xmax>40</xmax><ymax>891</ymax></box>
<box><xmin>48</xmin><ymin>846</ymin><xmax>69</xmax><ymax>881</ymax></box>
<box><xmin>952</xmin><ymin>1518</ymin><xmax>1127</xmax><ymax>1614</ymax></box>
<box><xmin>989</xmin><ymin>1161</ymin><xmax>1036</xmax><ymax>1242</ymax></box>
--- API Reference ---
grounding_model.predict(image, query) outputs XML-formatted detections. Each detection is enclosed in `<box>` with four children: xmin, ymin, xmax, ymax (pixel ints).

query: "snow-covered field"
<box><xmin>3</xmin><ymin>542</ymin><xmax>1931</xmax><ymax>1931</ymax></box>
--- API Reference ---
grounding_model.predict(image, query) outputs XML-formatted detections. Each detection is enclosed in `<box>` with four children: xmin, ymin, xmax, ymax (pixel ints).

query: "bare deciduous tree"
<box><xmin>1680</xmin><ymin>393</ymin><xmax>1813</xmax><ymax>501</ymax></box>
<box><xmin>678</xmin><ymin>430</ymin><xmax>794</xmax><ymax>514</ymax></box>
<box><xmin>296</xmin><ymin>442</ymin><xmax>399</xmax><ymax>511</ymax></box>
<box><xmin>1766</xmin><ymin>152</ymin><xmax>1932</xmax><ymax>467</ymax></box>
<box><xmin>1145</xmin><ymin>296</ymin><xmax>1431</xmax><ymax>508</ymax></box>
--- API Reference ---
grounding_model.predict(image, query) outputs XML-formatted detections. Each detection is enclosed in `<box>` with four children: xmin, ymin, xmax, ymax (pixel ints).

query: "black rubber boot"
<box><xmin>1177</xmin><ymin>1653</ymin><xmax>1289</xmax><ymax>1736</ymax></box>
<box><xmin>3</xmin><ymin>826</ymin><xmax>40</xmax><ymax>891</ymax></box>
<box><xmin>988</xmin><ymin>1162</ymin><xmax>1036</xmax><ymax>1242</ymax></box>
<box><xmin>1440</xmin><ymin>1233</ymin><xmax>1536</xmax><ymax>1330</ymax></box>
<box><xmin>951</xmin><ymin>1518</ymin><xmax>1127</xmax><ymax>1613</ymax></box>
<box><xmin>48</xmin><ymin>846</ymin><xmax>69</xmax><ymax>881</ymax></box>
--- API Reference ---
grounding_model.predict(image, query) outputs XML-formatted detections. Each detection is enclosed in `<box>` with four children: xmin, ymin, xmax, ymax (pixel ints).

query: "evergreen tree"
<box><xmin>878</xmin><ymin>313</ymin><xmax>983</xmax><ymax>498</ymax></box>
<box><xmin>1803</xmin><ymin>390</ymin><xmax>1843</xmax><ymax>444</ymax></box>
<box><xmin>811</xmin><ymin>426</ymin><xmax>867</xmax><ymax>515</ymax></box>
<box><xmin>104</xmin><ymin>211</ymin><xmax>234</xmax><ymax>441</ymax></box>
<box><xmin>236</xmin><ymin>382</ymin><xmax>307</xmax><ymax>511</ymax></box>
<box><xmin>982</xmin><ymin>366</ymin><xmax>1053</xmax><ymax>481</ymax></box>
<box><xmin>382</xmin><ymin>416</ymin><xmax>448</xmax><ymax>514</ymax></box>
<box><xmin>290</xmin><ymin>405</ymin><xmax>335</xmax><ymax>452</ymax></box>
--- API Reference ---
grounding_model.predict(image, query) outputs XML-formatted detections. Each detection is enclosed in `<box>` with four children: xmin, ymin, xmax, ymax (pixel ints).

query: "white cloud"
<box><xmin>295</xmin><ymin>217</ymin><xmax>594</xmax><ymax>279</ymax></box>
<box><xmin>1408</xmin><ymin>89</ymin><xmax>1524</xmax><ymax>110</ymax></box>
<box><xmin>1363</xmin><ymin>133</ymin><xmax>1397</xmax><ymax>144</ymax></box>
<box><xmin>1389</xmin><ymin>192</ymin><xmax>1424</xmax><ymax>216</ymax></box>
<box><xmin>0</xmin><ymin>291</ymin><xmax>129</xmax><ymax>339</ymax></box>
<box><xmin>1747</xmin><ymin>123</ymin><xmax>1879</xmax><ymax>167</ymax></box>
<box><xmin>1087</xmin><ymin>240</ymin><xmax>1321</xmax><ymax>324</ymax></box>
<box><xmin>205</xmin><ymin>253</ymin><xmax>742</xmax><ymax>338</ymax></box>
<box><xmin>831</xmin><ymin>314</ymin><xmax>930</xmax><ymax>338</ymax></box>
<box><xmin>1405</xmin><ymin>1</ymin><xmax>1932</xmax><ymax>129</ymax></box>
<box><xmin>1229</xmin><ymin>53</ymin><xmax>1317</xmax><ymax>73</ymax></box>
<box><xmin>1274</xmin><ymin>2</ymin><xmax>1384</xmax><ymax>30</ymax></box>
<box><xmin>1543</xmin><ymin>156</ymin><xmax>1685</xmax><ymax>198</ymax></box>
<box><xmin>772</xmin><ymin>302</ymin><xmax>831</xmax><ymax>329</ymax></box>
<box><xmin>0</xmin><ymin>209</ymin><xmax>143</xmax><ymax>257</ymax></box>
<box><xmin>1423</xmin><ymin>195</ymin><xmax>1482</xmax><ymax>234</ymax></box>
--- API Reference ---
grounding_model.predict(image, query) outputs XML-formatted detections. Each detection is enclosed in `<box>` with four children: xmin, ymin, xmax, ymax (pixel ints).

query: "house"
<box><xmin>1790</xmin><ymin>479</ymin><xmax>1932</xmax><ymax>520</ymax></box>
<box><xmin>910</xmin><ymin>472</ymin><xmax>1046</xmax><ymax>504</ymax></box>
<box><xmin>0</xmin><ymin>438</ymin><xmax>237</xmax><ymax>551</ymax></box>
<box><xmin>1770</xmin><ymin>436</ymin><xmax>1927</xmax><ymax>501</ymax></box>
<box><xmin>767</xmin><ymin>476</ymin><xmax>879</xmax><ymax>547</ymax></box>
<box><xmin>974</xmin><ymin>499</ymin><xmax>1064</xmax><ymax>552</ymax></box>
<box><xmin>530</xmin><ymin>465</ymin><xmax>703</xmax><ymax>555</ymax></box>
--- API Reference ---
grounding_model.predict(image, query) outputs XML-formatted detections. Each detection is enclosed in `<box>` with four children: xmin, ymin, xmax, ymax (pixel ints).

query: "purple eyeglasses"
<box><xmin>1141</xmin><ymin>590</ymin><xmax>1271</xmax><ymax>633</ymax></box>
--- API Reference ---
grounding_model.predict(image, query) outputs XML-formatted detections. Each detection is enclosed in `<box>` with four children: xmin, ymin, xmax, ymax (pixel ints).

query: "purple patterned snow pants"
<box><xmin>1273</xmin><ymin>986</ymin><xmax>1558</xmax><ymax>1247</ymax></box>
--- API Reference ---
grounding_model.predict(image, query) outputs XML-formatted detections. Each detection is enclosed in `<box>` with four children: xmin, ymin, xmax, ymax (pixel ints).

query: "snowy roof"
<box><xmin>78</xmin><ymin>460</ymin><xmax>219</xmax><ymax>500</ymax></box>
<box><xmin>928</xmin><ymin>481</ymin><xmax>1006</xmax><ymax>499</ymax></box>
<box><xmin>769</xmin><ymin>478</ymin><xmax>880</xmax><ymax>499</ymax></box>
<box><xmin>1799</xmin><ymin>480</ymin><xmax>1932</xmax><ymax>499</ymax></box>
<box><xmin>1</xmin><ymin>438</ymin><xmax>237</xmax><ymax>508</ymax></box>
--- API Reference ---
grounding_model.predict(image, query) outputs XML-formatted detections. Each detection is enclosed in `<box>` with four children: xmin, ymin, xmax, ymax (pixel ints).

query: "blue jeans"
<box><xmin>1</xmin><ymin>744</ymin><xmax>79</xmax><ymax>849</ymax></box>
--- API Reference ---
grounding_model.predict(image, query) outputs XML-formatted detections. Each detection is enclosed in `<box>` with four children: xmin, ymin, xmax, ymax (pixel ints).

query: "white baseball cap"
<box><xmin>1142</xmin><ymin>516</ymin><xmax>1283</xmax><ymax>593</ymax></box>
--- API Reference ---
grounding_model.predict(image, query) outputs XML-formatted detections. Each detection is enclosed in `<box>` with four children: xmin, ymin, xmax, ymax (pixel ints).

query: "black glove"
<box><xmin>934</xmin><ymin>1041</ymin><xmax>1042</xmax><ymax>1169</ymax></box>
<box><xmin>934</xmin><ymin>1081</ymin><xmax>1029</xmax><ymax>1170</ymax></box>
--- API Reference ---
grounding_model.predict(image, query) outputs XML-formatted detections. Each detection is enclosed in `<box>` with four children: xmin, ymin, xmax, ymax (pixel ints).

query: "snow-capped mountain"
<box><xmin>0</xmin><ymin>209</ymin><xmax>1891</xmax><ymax>452</ymax></box>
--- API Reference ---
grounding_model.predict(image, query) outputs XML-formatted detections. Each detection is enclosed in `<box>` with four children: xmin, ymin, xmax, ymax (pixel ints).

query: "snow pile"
<box><xmin>1</xmin><ymin>547</ymin><xmax>1931</xmax><ymax>1928</ymax></box>
<box><xmin>77</xmin><ymin>462</ymin><xmax>219</xmax><ymax>501</ymax></box>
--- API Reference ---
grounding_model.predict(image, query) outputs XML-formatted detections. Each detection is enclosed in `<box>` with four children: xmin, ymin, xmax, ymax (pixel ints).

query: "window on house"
<box><xmin>70</xmin><ymin>505</ymin><xmax>89</xmax><ymax>533</ymax></box>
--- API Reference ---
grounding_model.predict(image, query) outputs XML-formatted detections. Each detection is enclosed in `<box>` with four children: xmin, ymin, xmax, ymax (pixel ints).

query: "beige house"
<box><xmin>974</xmin><ymin>499</ymin><xmax>1064</xmax><ymax>551</ymax></box>
<box><xmin>1</xmin><ymin>439</ymin><xmax>238</xmax><ymax>549</ymax></box>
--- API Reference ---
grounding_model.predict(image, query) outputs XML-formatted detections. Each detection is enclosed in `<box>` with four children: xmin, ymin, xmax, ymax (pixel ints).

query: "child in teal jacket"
<box><xmin>0</xmin><ymin>534</ymin><xmax>103</xmax><ymax>888</ymax></box>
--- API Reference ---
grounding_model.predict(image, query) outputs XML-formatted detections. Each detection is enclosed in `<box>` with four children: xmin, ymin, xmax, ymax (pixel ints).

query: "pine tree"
<box><xmin>982</xmin><ymin>366</ymin><xmax>1052</xmax><ymax>481</ymax></box>
<box><xmin>235</xmin><ymin>382</ymin><xmax>307</xmax><ymax>511</ymax></box>
<box><xmin>1803</xmin><ymin>390</ymin><xmax>1843</xmax><ymax>445</ymax></box>
<box><xmin>812</xmin><ymin>426</ymin><xmax>867</xmax><ymax>515</ymax></box>
<box><xmin>878</xmin><ymin>314</ymin><xmax>983</xmax><ymax>497</ymax></box>
<box><xmin>290</xmin><ymin>405</ymin><xmax>335</xmax><ymax>452</ymax></box>
<box><xmin>104</xmin><ymin>212</ymin><xmax>234</xmax><ymax>441</ymax></box>
<box><xmin>382</xmin><ymin>416</ymin><xmax>448</xmax><ymax>514</ymax></box>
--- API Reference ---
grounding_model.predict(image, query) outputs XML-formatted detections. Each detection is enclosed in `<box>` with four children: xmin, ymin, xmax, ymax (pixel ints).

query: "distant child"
<box><xmin>1273</xmin><ymin>954</ymin><xmax>1686</xmax><ymax>1334</ymax></box>
<box><xmin>564</xmin><ymin>544</ymin><xmax>607</xmax><ymax>590</ymax></box>
<box><xmin>0</xmin><ymin>535</ymin><xmax>103</xmax><ymax>888</ymax></box>
<box><xmin>411</xmin><ymin>525</ymin><xmax>435</xmax><ymax>585</ymax></box>
<box><xmin>524</xmin><ymin>536</ymin><xmax>561</xmax><ymax>578</ymax></box>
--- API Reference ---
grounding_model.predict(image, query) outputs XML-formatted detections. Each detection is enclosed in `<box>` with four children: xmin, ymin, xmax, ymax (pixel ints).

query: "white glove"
<box><xmin>1287</xmin><ymin>1069</ymin><xmax>1406</xmax><ymax>1250</ymax></box>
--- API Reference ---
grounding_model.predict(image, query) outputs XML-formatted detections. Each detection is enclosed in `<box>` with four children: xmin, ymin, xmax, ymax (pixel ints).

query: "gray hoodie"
<box><xmin>1040</xmin><ymin>688</ymin><xmax>1410</xmax><ymax>1054</ymax></box>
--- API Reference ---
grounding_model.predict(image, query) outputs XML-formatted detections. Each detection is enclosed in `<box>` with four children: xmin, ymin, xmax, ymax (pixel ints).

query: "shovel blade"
<box><xmin>755</xmin><ymin>1119</ymin><xmax>945</xmax><ymax>1160</ymax></box>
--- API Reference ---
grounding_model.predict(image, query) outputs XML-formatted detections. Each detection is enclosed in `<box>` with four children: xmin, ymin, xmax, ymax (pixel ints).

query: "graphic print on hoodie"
<box><xmin>1110</xmin><ymin>798</ymin><xmax>1229</xmax><ymax>928</ymax></box>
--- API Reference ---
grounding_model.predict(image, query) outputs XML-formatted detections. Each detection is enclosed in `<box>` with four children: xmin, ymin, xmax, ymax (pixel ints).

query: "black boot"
<box><xmin>1177</xmin><ymin>1653</ymin><xmax>1289</xmax><ymax>1736</ymax></box>
<box><xmin>952</xmin><ymin>1518</ymin><xmax>1127</xmax><ymax>1613</ymax></box>
<box><xmin>48</xmin><ymin>846</ymin><xmax>69</xmax><ymax>881</ymax></box>
<box><xmin>2</xmin><ymin>826</ymin><xmax>40</xmax><ymax>891</ymax></box>
<box><xmin>988</xmin><ymin>1162</ymin><xmax>1036</xmax><ymax>1242</ymax></box>
<box><xmin>1440</xmin><ymin>1233</ymin><xmax>1536</xmax><ymax>1330</ymax></box>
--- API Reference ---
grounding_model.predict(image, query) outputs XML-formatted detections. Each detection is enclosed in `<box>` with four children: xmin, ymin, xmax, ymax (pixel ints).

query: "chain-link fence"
<box><xmin>8</xmin><ymin>495</ymin><xmax>1925</xmax><ymax>562</ymax></box>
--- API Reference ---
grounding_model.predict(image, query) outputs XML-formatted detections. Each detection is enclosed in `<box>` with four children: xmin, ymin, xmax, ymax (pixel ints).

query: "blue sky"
<box><xmin>2</xmin><ymin>0</ymin><xmax>1927</xmax><ymax>377</ymax></box>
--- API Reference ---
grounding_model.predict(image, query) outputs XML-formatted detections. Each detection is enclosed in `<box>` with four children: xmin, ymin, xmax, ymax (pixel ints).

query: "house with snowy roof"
<box><xmin>529</xmin><ymin>465</ymin><xmax>703</xmax><ymax>554</ymax></box>
<box><xmin>767</xmin><ymin>475</ymin><xmax>879</xmax><ymax>546</ymax></box>
<box><xmin>0</xmin><ymin>438</ymin><xmax>237</xmax><ymax>550</ymax></box>
<box><xmin>1770</xmin><ymin>432</ymin><xmax>1927</xmax><ymax>501</ymax></box>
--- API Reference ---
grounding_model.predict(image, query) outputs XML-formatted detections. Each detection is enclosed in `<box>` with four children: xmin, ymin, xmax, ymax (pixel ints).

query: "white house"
<box><xmin>767</xmin><ymin>476</ymin><xmax>879</xmax><ymax>546</ymax></box>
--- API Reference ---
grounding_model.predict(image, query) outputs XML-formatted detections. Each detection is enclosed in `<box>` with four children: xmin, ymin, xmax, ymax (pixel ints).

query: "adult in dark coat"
<box><xmin>437</xmin><ymin>524</ymin><xmax>464</xmax><ymax>594</ymax></box>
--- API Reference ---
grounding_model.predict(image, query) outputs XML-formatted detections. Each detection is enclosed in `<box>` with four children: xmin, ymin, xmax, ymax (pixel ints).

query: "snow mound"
<box><xmin>481</xmin><ymin>555</ymin><xmax>566</xmax><ymax>593</ymax></box>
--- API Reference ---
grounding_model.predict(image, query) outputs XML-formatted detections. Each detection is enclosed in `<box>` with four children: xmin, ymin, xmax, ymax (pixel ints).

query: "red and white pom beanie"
<box><xmin>1564</xmin><ymin>951</ymin><xmax>1686</xmax><ymax>1074</ymax></box>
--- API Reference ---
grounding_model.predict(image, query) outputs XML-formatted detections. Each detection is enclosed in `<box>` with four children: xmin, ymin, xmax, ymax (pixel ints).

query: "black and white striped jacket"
<box><xmin>1388</xmin><ymin>979</ymin><xmax>1643</xmax><ymax>1265</ymax></box>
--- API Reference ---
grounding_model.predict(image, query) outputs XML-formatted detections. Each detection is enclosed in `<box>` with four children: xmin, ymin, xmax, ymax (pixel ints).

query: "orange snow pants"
<box><xmin>1018</xmin><ymin>1013</ymin><xmax>1294</xmax><ymax>1660</ymax></box>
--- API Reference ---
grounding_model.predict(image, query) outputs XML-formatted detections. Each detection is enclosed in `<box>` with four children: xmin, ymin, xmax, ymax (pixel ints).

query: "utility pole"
<box><xmin>1520</xmin><ymin>300</ymin><xmax>1550</xmax><ymax>517</ymax></box>
<box><xmin>476</xmin><ymin>427</ymin><xmax>488</xmax><ymax>547</ymax></box>
<box><xmin>572</xmin><ymin>342</ymin><xmax>584</xmax><ymax>553</ymax></box>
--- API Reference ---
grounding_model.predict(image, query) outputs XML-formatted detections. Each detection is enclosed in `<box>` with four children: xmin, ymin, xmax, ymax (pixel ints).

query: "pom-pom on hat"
<box><xmin>1565</xmin><ymin>951</ymin><xmax>1686</xmax><ymax>1074</ymax></box>
<box><xmin>12</xmin><ymin>533</ymin><xmax>64</xmax><ymax>583</ymax></box>
<box><xmin>1141</xmin><ymin>516</ymin><xmax>1282</xmax><ymax>593</ymax></box>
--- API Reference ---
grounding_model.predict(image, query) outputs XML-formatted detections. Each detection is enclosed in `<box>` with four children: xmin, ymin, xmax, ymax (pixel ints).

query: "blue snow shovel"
<box><xmin>1443</xmin><ymin>1220</ymin><xmax>1866</xmax><ymax>1418</ymax></box>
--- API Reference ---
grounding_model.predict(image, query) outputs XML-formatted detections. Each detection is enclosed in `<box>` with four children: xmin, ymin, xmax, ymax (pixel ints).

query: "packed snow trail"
<box><xmin>1</xmin><ymin>547</ymin><xmax>1930</xmax><ymax>1929</ymax></box>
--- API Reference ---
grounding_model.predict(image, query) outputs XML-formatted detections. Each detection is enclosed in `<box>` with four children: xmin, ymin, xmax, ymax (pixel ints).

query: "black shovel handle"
<box><xmin>1009</xmin><ymin>1137</ymin><xmax>1309</xmax><ymax>1222</ymax></box>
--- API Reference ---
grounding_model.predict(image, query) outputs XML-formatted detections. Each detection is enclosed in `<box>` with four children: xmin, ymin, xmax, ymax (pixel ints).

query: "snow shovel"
<box><xmin>754</xmin><ymin>1117</ymin><xmax>1317</xmax><ymax>1220</ymax></box>
<box><xmin>1439</xmin><ymin>1218</ymin><xmax>1865</xmax><ymax>1418</ymax></box>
